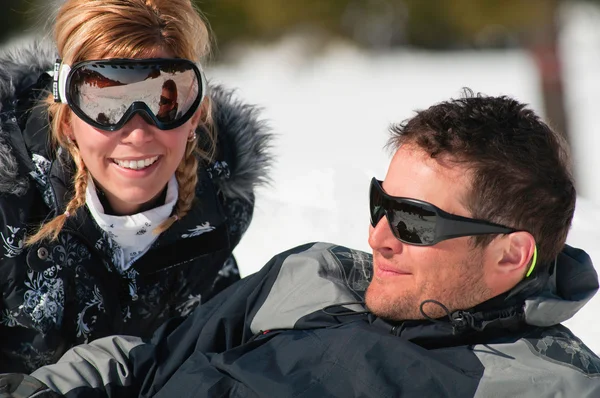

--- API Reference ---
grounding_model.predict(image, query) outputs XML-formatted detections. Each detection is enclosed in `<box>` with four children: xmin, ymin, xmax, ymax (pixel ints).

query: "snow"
<box><xmin>208</xmin><ymin>3</ymin><xmax>600</xmax><ymax>354</ymax></box>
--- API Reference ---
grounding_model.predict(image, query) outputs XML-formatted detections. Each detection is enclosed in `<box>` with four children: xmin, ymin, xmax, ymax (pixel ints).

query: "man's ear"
<box><xmin>495</xmin><ymin>231</ymin><xmax>536</xmax><ymax>278</ymax></box>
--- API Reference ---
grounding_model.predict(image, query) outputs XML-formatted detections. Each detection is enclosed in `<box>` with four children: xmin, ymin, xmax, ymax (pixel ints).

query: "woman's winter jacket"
<box><xmin>0</xmin><ymin>39</ymin><xmax>272</xmax><ymax>372</ymax></box>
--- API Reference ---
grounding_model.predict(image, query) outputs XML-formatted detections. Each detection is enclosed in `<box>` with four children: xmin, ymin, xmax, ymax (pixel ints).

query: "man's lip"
<box><xmin>375</xmin><ymin>259</ymin><xmax>411</xmax><ymax>275</ymax></box>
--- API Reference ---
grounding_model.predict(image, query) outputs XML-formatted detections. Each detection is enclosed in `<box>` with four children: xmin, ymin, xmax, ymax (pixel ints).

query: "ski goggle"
<box><xmin>53</xmin><ymin>58</ymin><xmax>207</xmax><ymax>131</ymax></box>
<box><xmin>369</xmin><ymin>178</ymin><xmax>518</xmax><ymax>246</ymax></box>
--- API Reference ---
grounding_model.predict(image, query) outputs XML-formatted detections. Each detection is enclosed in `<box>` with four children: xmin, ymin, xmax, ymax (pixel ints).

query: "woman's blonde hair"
<box><xmin>27</xmin><ymin>0</ymin><xmax>216</xmax><ymax>245</ymax></box>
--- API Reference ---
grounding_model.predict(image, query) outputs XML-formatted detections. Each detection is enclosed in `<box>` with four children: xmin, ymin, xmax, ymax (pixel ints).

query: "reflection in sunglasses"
<box><xmin>392</xmin><ymin>212</ymin><xmax>432</xmax><ymax>244</ymax></box>
<box><xmin>159</xmin><ymin>95</ymin><xmax>174</xmax><ymax>106</ymax></box>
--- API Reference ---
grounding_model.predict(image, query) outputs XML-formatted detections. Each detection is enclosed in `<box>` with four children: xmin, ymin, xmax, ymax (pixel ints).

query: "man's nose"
<box><xmin>368</xmin><ymin>215</ymin><xmax>404</xmax><ymax>257</ymax></box>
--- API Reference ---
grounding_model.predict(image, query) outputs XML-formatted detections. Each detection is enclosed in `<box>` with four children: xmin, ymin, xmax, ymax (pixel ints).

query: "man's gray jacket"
<box><xmin>18</xmin><ymin>242</ymin><xmax>600</xmax><ymax>397</ymax></box>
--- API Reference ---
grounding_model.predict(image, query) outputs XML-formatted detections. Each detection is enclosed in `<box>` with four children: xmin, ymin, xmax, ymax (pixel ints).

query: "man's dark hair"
<box><xmin>162</xmin><ymin>79</ymin><xmax>178</xmax><ymax>97</ymax></box>
<box><xmin>388</xmin><ymin>89</ymin><xmax>575</xmax><ymax>268</ymax></box>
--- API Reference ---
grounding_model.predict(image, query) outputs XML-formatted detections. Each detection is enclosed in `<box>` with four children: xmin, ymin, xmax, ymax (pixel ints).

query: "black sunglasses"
<box><xmin>159</xmin><ymin>95</ymin><xmax>175</xmax><ymax>106</ymax></box>
<box><xmin>53</xmin><ymin>58</ymin><xmax>206</xmax><ymax>131</ymax></box>
<box><xmin>369</xmin><ymin>178</ymin><xmax>517</xmax><ymax>246</ymax></box>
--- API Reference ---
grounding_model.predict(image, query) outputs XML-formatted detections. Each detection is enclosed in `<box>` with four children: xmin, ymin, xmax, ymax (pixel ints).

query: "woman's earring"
<box><xmin>188</xmin><ymin>130</ymin><xmax>197</xmax><ymax>142</ymax></box>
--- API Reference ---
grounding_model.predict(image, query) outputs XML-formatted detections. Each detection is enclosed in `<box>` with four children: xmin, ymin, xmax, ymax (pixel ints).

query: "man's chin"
<box><xmin>365</xmin><ymin>282</ymin><xmax>397</xmax><ymax>318</ymax></box>
<box><xmin>364</xmin><ymin>281</ymin><xmax>418</xmax><ymax>320</ymax></box>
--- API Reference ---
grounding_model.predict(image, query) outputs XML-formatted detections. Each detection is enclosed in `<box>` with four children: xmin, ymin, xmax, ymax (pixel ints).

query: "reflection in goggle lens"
<box><xmin>64</xmin><ymin>59</ymin><xmax>202</xmax><ymax>131</ymax></box>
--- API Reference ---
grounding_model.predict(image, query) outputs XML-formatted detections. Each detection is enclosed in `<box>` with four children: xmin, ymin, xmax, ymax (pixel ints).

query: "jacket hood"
<box><xmin>0</xmin><ymin>37</ymin><xmax>272</xmax><ymax>201</ymax></box>
<box><xmin>523</xmin><ymin>245</ymin><xmax>598</xmax><ymax>327</ymax></box>
<box><xmin>0</xmin><ymin>37</ymin><xmax>56</xmax><ymax>110</ymax></box>
<box><xmin>425</xmin><ymin>244</ymin><xmax>599</xmax><ymax>333</ymax></box>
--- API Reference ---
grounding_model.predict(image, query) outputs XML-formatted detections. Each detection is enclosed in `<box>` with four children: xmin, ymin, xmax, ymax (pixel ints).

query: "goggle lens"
<box><xmin>56</xmin><ymin>58</ymin><xmax>205</xmax><ymax>131</ymax></box>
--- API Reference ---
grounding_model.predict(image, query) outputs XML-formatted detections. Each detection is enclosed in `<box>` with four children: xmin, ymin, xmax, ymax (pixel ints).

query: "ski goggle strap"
<box><xmin>52</xmin><ymin>61</ymin><xmax>71</xmax><ymax>104</ymax></box>
<box><xmin>52</xmin><ymin>58</ymin><xmax>207</xmax><ymax>131</ymax></box>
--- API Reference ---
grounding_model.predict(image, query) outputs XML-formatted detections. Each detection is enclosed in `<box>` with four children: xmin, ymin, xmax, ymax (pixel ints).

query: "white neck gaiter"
<box><xmin>85</xmin><ymin>176</ymin><xmax>179</xmax><ymax>272</ymax></box>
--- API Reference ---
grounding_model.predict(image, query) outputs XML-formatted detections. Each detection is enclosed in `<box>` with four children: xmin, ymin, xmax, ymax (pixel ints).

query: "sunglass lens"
<box><xmin>370</xmin><ymin>179</ymin><xmax>439</xmax><ymax>245</ymax></box>
<box><xmin>369</xmin><ymin>181</ymin><xmax>386</xmax><ymax>227</ymax></box>
<box><xmin>387</xmin><ymin>201</ymin><xmax>437</xmax><ymax>245</ymax></box>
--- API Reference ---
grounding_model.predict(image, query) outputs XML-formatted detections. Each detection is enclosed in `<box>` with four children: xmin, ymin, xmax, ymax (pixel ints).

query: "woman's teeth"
<box><xmin>113</xmin><ymin>156</ymin><xmax>159</xmax><ymax>170</ymax></box>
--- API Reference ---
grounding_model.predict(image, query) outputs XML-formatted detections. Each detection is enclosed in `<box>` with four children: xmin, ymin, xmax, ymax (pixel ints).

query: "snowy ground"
<box><xmin>211</xmin><ymin>3</ymin><xmax>600</xmax><ymax>355</ymax></box>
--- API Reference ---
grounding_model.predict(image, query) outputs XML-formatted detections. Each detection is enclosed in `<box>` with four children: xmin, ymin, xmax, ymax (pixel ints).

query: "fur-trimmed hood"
<box><xmin>0</xmin><ymin>37</ymin><xmax>272</xmax><ymax>200</ymax></box>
